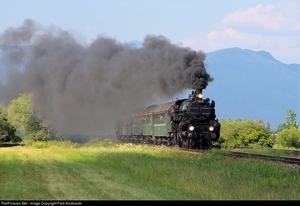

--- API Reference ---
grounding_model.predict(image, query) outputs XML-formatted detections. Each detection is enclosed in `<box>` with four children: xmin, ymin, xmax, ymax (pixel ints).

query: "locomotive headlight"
<box><xmin>189</xmin><ymin>125</ymin><xmax>195</xmax><ymax>131</ymax></box>
<box><xmin>209</xmin><ymin>126</ymin><xmax>214</xmax><ymax>131</ymax></box>
<box><xmin>198</xmin><ymin>93</ymin><xmax>203</xmax><ymax>99</ymax></box>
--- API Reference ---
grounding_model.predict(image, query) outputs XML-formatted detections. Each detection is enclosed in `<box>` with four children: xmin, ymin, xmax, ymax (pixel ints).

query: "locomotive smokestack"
<box><xmin>196</xmin><ymin>89</ymin><xmax>202</xmax><ymax>96</ymax></box>
<box><xmin>195</xmin><ymin>89</ymin><xmax>203</xmax><ymax>100</ymax></box>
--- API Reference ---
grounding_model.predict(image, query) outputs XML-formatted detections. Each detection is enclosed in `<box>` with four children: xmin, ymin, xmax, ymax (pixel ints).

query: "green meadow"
<box><xmin>0</xmin><ymin>140</ymin><xmax>299</xmax><ymax>200</ymax></box>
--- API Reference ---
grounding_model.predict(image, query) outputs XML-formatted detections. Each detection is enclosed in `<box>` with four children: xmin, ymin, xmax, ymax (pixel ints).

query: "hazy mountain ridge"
<box><xmin>204</xmin><ymin>47</ymin><xmax>299</xmax><ymax>130</ymax></box>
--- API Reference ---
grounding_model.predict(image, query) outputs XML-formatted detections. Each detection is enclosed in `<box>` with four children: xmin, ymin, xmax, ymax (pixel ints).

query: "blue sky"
<box><xmin>1</xmin><ymin>0</ymin><xmax>299</xmax><ymax>64</ymax></box>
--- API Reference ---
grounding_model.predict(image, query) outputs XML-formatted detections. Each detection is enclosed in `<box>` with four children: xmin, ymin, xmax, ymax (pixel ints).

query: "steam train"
<box><xmin>115</xmin><ymin>89</ymin><xmax>221</xmax><ymax>150</ymax></box>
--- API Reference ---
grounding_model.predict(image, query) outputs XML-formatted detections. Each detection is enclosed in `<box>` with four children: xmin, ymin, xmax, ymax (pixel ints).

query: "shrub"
<box><xmin>218</xmin><ymin>118</ymin><xmax>273</xmax><ymax>148</ymax></box>
<box><xmin>275</xmin><ymin>127</ymin><xmax>300</xmax><ymax>148</ymax></box>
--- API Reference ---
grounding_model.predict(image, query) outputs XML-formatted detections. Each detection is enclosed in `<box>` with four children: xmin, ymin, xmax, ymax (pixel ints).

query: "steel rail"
<box><xmin>220</xmin><ymin>151</ymin><xmax>300</xmax><ymax>165</ymax></box>
<box><xmin>178</xmin><ymin>148</ymin><xmax>300</xmax><ymax>165</ymax></box>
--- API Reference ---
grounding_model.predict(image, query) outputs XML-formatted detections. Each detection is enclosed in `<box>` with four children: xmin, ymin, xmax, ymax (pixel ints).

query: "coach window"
<box><xmin>153</xmin><ymin>114</ymin><xmax>158</xmax><ymax>123</ymax></box>
<box><xmin>159</xmin><ymin>114</ymin><xmax>164</xmax><ymax>122</ymax></box>
<box><xmin>142</xmin><ymin>115</ymin><xmax>150</xmax><ymax>124</ymax></box>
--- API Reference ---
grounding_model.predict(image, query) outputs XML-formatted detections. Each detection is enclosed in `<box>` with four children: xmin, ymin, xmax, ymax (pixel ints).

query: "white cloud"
<box><xmin>222</xmin><ymin>4</ymin><xmax>282</xmax><ymax>30</ymax></box>
<box><xmin>182</xmin><ymin>1</ymin><xmax>300</xmax><ymax>64</ymax></box>
<box><xmin>207</xmin><ymin>28</ymin><xmax>298</xmax><ymax>48</ymax></box>
<box><xmin>221</xmin><ymin>1</ymin><xmax>300</xmax><ymax>31</ymax></box>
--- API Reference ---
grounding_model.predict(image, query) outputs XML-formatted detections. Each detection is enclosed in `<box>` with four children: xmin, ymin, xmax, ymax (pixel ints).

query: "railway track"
<box><xmin>120</xmin><ymin>140</ymin><xmax>300</xmax><ymax>165</ymax></box>
<box><xmin>224</xmin><ymin>151</ymin><xmax>300</xmax><ymax>165</ymax></box>
<box><xmin>179</xmin><ymin>147</ymin><xmax>300</xmax><ymax>165</ymax></box>
<box><xmin>222</xmin><ymin>147</ymin><xmax>300</xmax><ymax>157</ymax></box>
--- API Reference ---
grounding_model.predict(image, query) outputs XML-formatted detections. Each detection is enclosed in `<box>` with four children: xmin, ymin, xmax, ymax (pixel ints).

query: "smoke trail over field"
<box><xmin>0</xmin><ymin>19</ymin><xmax>213</xmax><ymax>139</ymax></box>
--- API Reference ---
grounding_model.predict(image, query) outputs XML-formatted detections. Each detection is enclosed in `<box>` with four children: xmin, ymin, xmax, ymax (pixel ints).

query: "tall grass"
<box><xmin>0</xmin><ymin>140</ymin><xmax>299</xmax><ymax>200</ymax></box>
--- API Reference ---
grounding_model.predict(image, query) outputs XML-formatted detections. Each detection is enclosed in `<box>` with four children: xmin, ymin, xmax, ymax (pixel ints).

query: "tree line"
<box><xmin>0</xmin><ymin>93</ymin><xmax>52</xmax><ymax>144</ymax></box>
<box><xmin>217</xmin><ymin>109</ymin><xmax>300</xmax><ymax>148</ymax></box>
<box><xmin>0</xmin><ymin>93</ymin><xmax>300</xmax><ymax>148</ymax></box>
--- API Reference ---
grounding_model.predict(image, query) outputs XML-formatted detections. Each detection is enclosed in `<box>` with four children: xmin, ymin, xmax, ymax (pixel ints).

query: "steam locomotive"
<box><xmin>115</xmin><ymin>89</ymin><xmax>221</xmax><ymax>150</ymax></box>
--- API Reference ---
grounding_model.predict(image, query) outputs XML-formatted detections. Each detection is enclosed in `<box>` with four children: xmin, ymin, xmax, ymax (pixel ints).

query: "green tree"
<box><xmin>217</xmin><ymin>118</ymin><xmax>273</xmax><ymax>148</ymax></box>
<box><xmin>0</xmin><ymin>105</ymin><xmax>21</xmax><ymax>143</ymax></box>
<box><xmin>275</xmin><ymin>109</ymin><xmax>300</xmax><ymax>148</ymax></box>
<box><xmin>285</xmin><ymin>109</ymin><xmax>298</xmax><ymax>129</ymax></box>
<box><xmin>6</xmin><ymin>93</ymin><xmax>51</xmax><ymax>142</ymax></box>
<box><xmin>276</xmin><ymin>110</ymin><xmax>298</xmax><ymax>132</ymax></box>
<box><xmin>276</xmin><ymin>123</ymin><xmax>287</xmax><ymax>132</ymax></box>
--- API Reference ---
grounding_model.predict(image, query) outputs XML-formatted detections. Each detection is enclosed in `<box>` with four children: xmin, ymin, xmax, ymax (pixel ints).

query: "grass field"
<box><xmin>0</xmin><ymin>140</ymin><xmax>300</xmax><ymax>200</ymax></box>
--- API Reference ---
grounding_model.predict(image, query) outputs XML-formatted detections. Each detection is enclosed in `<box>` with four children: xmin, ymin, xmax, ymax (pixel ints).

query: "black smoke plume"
<box><xmin>0</xmin><ymin>19</ymin><xmax>213</xmax><ymax>139</ymax></box>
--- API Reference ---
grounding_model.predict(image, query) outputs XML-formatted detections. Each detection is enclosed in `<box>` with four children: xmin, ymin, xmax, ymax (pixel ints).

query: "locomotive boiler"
<box><xmin>115</xmin><ymin>89</ymin><xmax>221</xmax><ymax>150</ymax></box>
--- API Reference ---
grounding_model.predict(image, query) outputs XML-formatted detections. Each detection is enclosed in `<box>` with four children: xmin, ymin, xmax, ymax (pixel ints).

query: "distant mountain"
<box><xmin>203</xmin><ymin>47</ymin><xmax>300</xmax><ymax>131</ymax></box>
